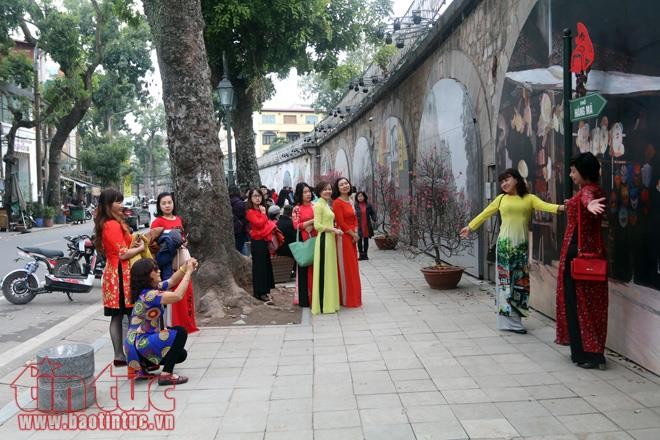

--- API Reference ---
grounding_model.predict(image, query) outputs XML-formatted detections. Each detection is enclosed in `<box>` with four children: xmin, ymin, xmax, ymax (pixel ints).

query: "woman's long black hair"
<box><xmin>498</xmin><ymin>168</ymin><xmax>529</xmax><ymax>197</ymax></box>
<box><xmin>130</xmin><ymin>258</ymin><xmax>159</xmax><ymax>303</ymax></box>
<box><xmin>93</xmin><ymin>188</ymin><xmax>126</xmax><ymax>255</ymax></box>
<box><xmin>293</xmin><ymin>182</ymin><xmax>312</xmax><ymax>205</ymax></box>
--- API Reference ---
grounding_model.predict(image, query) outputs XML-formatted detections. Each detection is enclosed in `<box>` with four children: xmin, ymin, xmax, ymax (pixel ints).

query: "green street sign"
<box><xmin>569</xmin><ymin>93</ymin><xmax>607</xmax><ymax>122</ymax></box>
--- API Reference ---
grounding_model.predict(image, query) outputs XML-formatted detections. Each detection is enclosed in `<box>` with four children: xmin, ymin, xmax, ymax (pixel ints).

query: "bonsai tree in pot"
<box><xmin>401</xmin><ymin>146</ymin><xmax>472</xmax><ymax>289</ymax></box>
<box><xmin>372</xmin><ymin>163</ymin><xmax>402</xmax><ymax>250</ymax></box>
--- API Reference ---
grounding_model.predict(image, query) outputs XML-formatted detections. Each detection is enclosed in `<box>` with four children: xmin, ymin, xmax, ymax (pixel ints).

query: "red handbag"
<box><xmin>570</xmin><ymin>192</ymin><xmax>607</xmax><ymax>282</ymax></box>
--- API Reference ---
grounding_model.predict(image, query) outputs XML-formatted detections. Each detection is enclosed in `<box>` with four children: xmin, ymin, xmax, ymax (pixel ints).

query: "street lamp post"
<box><xmin>217</xmin><ymin>52</ymin><xmax>236</xmax><ymax>187</ymax></box>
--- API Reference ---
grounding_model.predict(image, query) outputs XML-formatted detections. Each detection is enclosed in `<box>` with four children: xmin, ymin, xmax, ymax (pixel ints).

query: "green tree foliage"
<box><xmin>14</xmin><ymin>0</ymin><xmax>152</xmax><ymax>207</ymax></box>
<box><xmin>0</xmin><ymin>45</ymin><xmax>35</xmax><ymax>210</ymax></box>
<box><xmin>131</xmin><ymin>102</ymin><xmax>169</xmax><ymax>197</ymax></box>
<box><xmin>80</xmin><ymin>133</ymin><xmax>131</xmax><ymax>187</ymax></box>
<box><xmin>201</xmin><ymin>0</ymin><xmax>392</xmax><ymax>187</ymax></box>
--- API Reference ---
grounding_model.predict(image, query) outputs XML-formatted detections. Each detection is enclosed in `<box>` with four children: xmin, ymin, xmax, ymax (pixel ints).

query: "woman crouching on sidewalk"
<box><xmin>124</xmin><ymin>257</ymin><xmax>198</xmax><ymax>385</ymax></box>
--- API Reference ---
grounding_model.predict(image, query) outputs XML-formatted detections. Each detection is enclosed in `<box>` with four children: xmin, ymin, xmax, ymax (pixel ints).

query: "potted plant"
<box><xmin>29</xmin><ymin>202</ymin><xmax>44</xmax><ymax>227</ymax></box>
<box><xmin>372</xmin><ymin>163</ymin><xmax>402</xmax><ymax>250</ymax></box>
<box><xmin>401</xmin><ymin>146</ymin><xmax>472</xmax><ymax>289</ymax></box>
<box><xmin>42</xmin><ymin>206</ymin><xmax>56</xmax><ymax>227</ymax></box>
<box><xmin>54</xmin><ymin>208</ymin><xmax>67</xmax><ymax>224</ymax></box>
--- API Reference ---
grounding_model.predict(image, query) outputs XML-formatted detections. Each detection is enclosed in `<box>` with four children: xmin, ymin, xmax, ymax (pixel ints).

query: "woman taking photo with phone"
<box><xmin>125</xmin><ymin>257</ymin><xmax>198</xmax><ymax>384</ymax></box>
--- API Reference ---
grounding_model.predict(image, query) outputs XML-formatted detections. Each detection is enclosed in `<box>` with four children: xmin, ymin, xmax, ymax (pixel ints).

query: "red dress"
<box><xmin>101</xmin><ymin>220</ymin><xmax>132</xmax><ymax>311</ymax></box>
<box><xmin>332</xmin><ymin>198</ymin><xmax>362</xmax><ymax>307</ymax></box>
<box><xmin>555</xmin><ymin>184</ymin><xmax>608</xmax><ymax>353</ymax></box>
<box><xmin>151</xmin><ymin>215</ymin><xmax>199</xmax><ymax>334</ymax></box>
<box><xmin>292</xmin><ymin>203</ymin><xmax>316</xmax><ymax>305</ymax></box>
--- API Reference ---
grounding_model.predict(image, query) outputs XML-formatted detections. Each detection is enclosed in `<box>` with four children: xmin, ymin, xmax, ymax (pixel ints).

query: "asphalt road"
<box><xmin>0</xmin><ymin>221</ymin><xmax>149</xmax><ymax>355</ymax></box>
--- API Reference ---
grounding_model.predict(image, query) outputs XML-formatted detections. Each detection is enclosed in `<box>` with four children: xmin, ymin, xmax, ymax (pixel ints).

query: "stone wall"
<box><xmin>257</xmin><ymin>0</ymin><xmax>660</xmax><ymax>374</ymax></box>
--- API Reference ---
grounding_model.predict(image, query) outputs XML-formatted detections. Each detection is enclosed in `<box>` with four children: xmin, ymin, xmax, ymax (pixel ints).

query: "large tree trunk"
<box><xmin>45</xmin><ymin>101</ymin><xmax>90</xmax><ymax>208</ymax></box>
<box><xmin>234</xmin><ymin>83</ymin><xmax>261</xmax><ymax>189</ymax></box>
<box><xmin>143</xmin><ymin>0</ymin><xmax>254</xmax><ymax>319</ymax></box>
<box><xmin>2</xmin><ymin>125</ymin><xmax>20</xmax><ymax>210</ymax></box>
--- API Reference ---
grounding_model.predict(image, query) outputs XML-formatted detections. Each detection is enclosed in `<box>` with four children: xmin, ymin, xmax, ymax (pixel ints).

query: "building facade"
<box><xmin>253</xmin><ymin>106</ymin><xmax>323</xmax><ymax>157</ymax></box>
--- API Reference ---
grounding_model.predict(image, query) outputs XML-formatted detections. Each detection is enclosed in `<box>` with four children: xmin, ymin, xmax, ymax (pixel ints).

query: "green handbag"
<box><xmin>288</xmin><ymin>229</ymin><xmax>316</xmax><ymax>267</ymax></box>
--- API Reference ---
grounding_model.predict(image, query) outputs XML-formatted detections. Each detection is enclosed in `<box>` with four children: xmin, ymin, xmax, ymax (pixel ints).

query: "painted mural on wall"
<box><xmin>379</xmin><ymin>117</ymin><xmax>409</xmax><ymax>193</ymax></box>
<box><xmin>334</xmin><ymin>148</ymin><xmax>350</xmax><ymax>179</ymax></box>
<box><xmin>259</xmin><ymin>155</ymin><xmax>311</xmax><ymax>191</ymax></box>
<box><xmin>497</xmin><ymin>0</ymin><xmax>660</xmax><ymax>294</ymax></box>
<box><xmin>417</xmin><ymin>78</ymin><xmax>481</xmax><ymax>273</ymax></box>
<box><xmin>353</xmin><ymin>137</ymin><xmax>373</xmax><ymax>195</ymax></box>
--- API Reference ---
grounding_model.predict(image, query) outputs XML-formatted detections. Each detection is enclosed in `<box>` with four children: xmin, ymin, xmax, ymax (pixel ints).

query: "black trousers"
<box><xmin>297</xmin><ymin>264</ymin><xmax>310</xmax><ymax>307</ymax></box>
<box><xmin>160</xmin><ymin>325</ymin><xmax>188</xmax><ymax>373</ymax></box>
<box><xmin>357</xmin><ymin>237</ymin><xmax>369</xmax><ymax>255</ymax></box>
<box><xmin>563</xmin><ymin>235</ymin><xmax>605</xmax><ymax>365</ymax></box>
<box><xmin>251</xmin><ymin>239</ymin><xmax>275</xmax><ymax>297</ymax></box>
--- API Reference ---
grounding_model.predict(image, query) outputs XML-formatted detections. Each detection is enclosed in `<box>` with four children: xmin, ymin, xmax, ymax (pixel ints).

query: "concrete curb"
<box><xmin>0</xmin><ymin>303</ymin><xmax>103</xmax><ymax>370</ymax></box>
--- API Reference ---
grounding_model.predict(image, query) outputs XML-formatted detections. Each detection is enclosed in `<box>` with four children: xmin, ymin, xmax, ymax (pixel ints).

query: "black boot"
<box><xmin>358</xmin><ymin>253</ymin><xmax>365</xmax><ymax>261</ymax></box>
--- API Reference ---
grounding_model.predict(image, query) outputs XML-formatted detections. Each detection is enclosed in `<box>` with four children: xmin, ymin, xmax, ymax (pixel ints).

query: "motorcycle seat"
<box><xmin>18</xmin><ymin>247</ymin><xmax>64</xmax><ymax>258</ymax></box>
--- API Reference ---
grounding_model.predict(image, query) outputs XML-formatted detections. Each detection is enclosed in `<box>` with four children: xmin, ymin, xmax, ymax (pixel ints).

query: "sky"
<box><xmin>263</xmin><ymin>0</ymin><xmax>414</xmax><ymax>108</ymax></box>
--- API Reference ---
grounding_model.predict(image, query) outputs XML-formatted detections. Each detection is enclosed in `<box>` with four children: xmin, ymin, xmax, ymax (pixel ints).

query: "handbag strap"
<box><xmin>576</xmin><ymin>188</ymin><xmax>602</xmax><ymax>254</ymax></box>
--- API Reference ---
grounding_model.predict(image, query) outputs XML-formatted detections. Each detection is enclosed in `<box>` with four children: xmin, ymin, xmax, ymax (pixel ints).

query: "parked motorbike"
<box><xmin>1</xmin><ymin>240</ymin><xmax>99</xmax><ymax>305</ymax></box>
<box><xmin>56</xmin><ymin>234</ymin><xmax>104</xmax><ymax>279</ymax></box>
<box><xmin>85</xmin><ymin>203</ymin><xmax>95</xmax><ymax>221</ymax></box>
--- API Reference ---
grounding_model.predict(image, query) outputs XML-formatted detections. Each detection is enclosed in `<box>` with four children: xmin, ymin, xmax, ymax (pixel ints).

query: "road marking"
<box><xmin>0</xmin><ymin>303</ymin><xmax>103</xmax><ymax>370</ymax></box>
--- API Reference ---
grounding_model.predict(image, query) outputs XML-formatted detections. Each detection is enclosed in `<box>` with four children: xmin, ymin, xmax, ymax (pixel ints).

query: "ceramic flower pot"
<box><xmin>420</xmin><ymin>265</ymin><xmax>464</xmax><ymax>290</ymax></box>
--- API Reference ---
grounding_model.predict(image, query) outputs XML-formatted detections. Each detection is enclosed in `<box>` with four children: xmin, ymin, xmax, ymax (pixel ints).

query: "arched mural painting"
<box><xmin>498</xmin><ymin>0</ymin><xmax>660</xmax><ymax>372</ymax></box>
<box><xmin>320</xmin><ymin>149</ymin><xmax>332</xmax><ymax>178</ymax></box>
<box><xmin>282</xmin><ymin>170</ymin><xmax>292</xmax><ymax>189</ymax></box>
<box><xmin>334</xmin><ymin>148</ymin><xmax>350</xmax><ymax>179</ymax></box>
<box><xmin>352</xmin><ymin>137</ymin><xmax>373</xmax><ymax>195</ymax></box>
<box><xmin>417</xmin><ymin>78</ymin><xmax>481</xmax><ymax>274</ymax></box>
<box><xmin>379</xmin><ymin>117</ymin><xmax>409</xmax><ymax>194</ymax></box>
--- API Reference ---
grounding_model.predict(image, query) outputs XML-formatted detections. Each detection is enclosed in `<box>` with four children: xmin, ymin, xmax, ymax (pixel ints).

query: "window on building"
<box><xmin>305</xmin><ymin>115</ymin><xmax>318</xmax><ymax>125</ymax></box>
<box><xmin>283</xmin><ymin>115</ymin><xmax>297</xmax><ymax>124</ymax></box>
<box><xmin>286</xmin><ymin>133</ymin><xmax>300</xmax><ymax>142</ymax></box>
<box><xmin>262</xmin><ymin>131</ymin><xmax>276</xmax><ymax>145</ymax></box>
<box><xmin>262</xmin><ymin>114</ymin><xmax>276</xmax><ymax>124</ymax></box>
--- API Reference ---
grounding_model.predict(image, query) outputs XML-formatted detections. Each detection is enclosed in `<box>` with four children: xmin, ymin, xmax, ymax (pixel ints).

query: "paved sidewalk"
<box><xmin>1</xmin><ymin>248</ymin><xmax>659</xmax><ymax>439</ymax></box>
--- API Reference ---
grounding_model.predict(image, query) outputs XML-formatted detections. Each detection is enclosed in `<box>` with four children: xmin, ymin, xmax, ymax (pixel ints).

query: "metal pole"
<box><xmin>34</xmin><ymin>45</ymin><xmax>43</xmax><ymax>205</ymax></box>
<box><xmin>226</xmin><ymin>115</ymin><xmax>235</xmax><ymax>187</ymax></box>
<box><xmin>563</xmin><ymin>28</ymin><xmax>573</xmax><ymax>200</ymax></box>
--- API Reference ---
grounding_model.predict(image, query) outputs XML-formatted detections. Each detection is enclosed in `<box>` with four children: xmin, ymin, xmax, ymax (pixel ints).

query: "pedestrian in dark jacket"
<box><xmin>354</xmin><ymin>191</ymin><xmax>376</xmax><ymax>260</ymax></box>
<box><xmin>229</xmin><ymin>186</ymin><xmax>249</xmax><ymax>255</ymax></box>
<box><xmin>276</xmin><ymin>205</ymin><xmax>296</xmax><ymax>258</ymax></box>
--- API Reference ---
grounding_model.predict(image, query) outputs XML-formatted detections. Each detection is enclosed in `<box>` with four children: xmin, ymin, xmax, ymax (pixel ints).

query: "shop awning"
<box><xmin>60</xmin><ymin>176</ymin><xmax>90</xmax><ymax>188</ymax></box>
